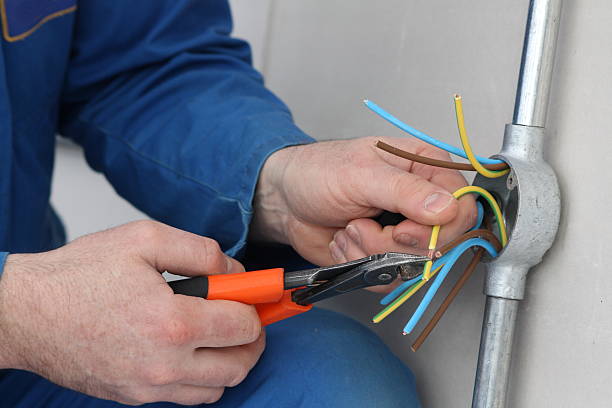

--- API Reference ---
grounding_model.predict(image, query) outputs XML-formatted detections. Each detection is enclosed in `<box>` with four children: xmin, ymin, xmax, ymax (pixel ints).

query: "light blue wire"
<box><xmin>380</xmin><ymin>276</ymin><xmax>422</xmax><ymax>306</ymax></box>
<box><xmin>470</xmin><ymin>201</ymin><xmax>485</xmax><ymax>231</ymax></box>
<box><xmin>380</xmin><ymin>253</ymin><xmax>450</xmax><ymax>306</ymax></box>
<box><xmin>363</xmin><ymin>99</ymin><xmax>504</xmax><ymax>165</ymax></box>
<box><xmin>402</xmin><ymin>238</ymin><xmax>498</xmax><ymax>334</ymax></box>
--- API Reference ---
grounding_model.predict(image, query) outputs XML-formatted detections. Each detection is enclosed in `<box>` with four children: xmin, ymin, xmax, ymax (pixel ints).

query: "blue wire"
<box><xmin>363</xmin><ymin>99</ymin><xmax>504</xmax><ymax>165</ymax></box>
<box><xmin>380</xmin><ymin>253</ymin><xmax>450</xmax><ymax>306</ymax></box>
<box><xmin>470</xmin><ymin>201</ymin><xmax>485</xmax><ymax>231</ymax></box>
<box><xmin>402</xmin><ymin>238</ymin><xmax>498</xmax><ymax>334</ymax></box>
<box><xmin>380</xmin><ymin>276</ymin><xmax>422</xmax><ymax>306</ymax></box>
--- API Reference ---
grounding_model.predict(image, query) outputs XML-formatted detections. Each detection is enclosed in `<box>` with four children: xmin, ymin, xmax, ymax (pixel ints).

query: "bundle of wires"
<box><xmin>364</xmin><ymin>94</ymin><xmax>510</xmax><ymax>350</ymax></box>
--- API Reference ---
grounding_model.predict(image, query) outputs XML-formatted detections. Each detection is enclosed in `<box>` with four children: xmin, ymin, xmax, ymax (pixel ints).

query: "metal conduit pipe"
<box><xmin>471</xmin><ymin>1</ymin><xmax>563</xmax><ymax>407</ymax></box>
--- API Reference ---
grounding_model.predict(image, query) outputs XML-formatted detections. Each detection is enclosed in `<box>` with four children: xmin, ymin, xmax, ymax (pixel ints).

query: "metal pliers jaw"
<box><xmin>287</xmin><ymin>253</ymin><xmax>429</xmax><ymax>305</ymax></box>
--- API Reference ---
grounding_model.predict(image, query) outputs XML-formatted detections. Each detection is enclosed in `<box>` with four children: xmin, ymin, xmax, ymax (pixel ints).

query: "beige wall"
<box><xmin>52</xmin><ymin>1</ymin><xmax>612</xmax><ymax>407</ymax></box>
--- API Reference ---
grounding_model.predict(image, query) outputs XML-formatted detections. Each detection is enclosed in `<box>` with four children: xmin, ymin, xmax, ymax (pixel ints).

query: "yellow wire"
<box><xmin>421</xmin><ymin>185</ymin><xmax>507</xmax><ymax>281</ymax></box>
<box><xmin>454</xmin><ymin>94</ymin><xmax>510</xmax><ymax>179</ymax></box>
<box><xmin>373</xmin><ymin>185</ymin><xmax>507</xmax><ymax>323</ymax></box>
<box><xmin>453</xmin><ymin>186</ymin><xmax>508</xmax><ymax>246</ymax></box>
<box><xmin>423</xmin><ymin>225</ymin><xmax>440</xmax><ymax>281</ymax></box>
<box><xmin>372</xmin><ymin>264</ymin><xmax>443</xmax><ymax>323</ymax></box>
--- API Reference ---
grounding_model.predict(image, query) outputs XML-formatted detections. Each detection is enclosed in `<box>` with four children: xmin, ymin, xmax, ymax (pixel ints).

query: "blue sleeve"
<box><xmin>58</xmin><ymin>1</ymin><xmax>314</xmax><ymax>256</ymax></box>
<box><xmin>0</xmin><ymin>252</ymin><xmax>8</xmax><ymax>280</ymax></box>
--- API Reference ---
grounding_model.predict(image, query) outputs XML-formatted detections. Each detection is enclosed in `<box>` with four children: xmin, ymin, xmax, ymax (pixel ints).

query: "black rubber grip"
<box><xmin>168</xmin><ymin>276</ymin><xmax>209</xmax><ymax>298</ymax></box>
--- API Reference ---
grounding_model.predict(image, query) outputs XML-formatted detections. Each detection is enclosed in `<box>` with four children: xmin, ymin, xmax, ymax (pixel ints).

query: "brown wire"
<box><xmin>376</xmin><ymin>141</ymin><xmax>509</xmax><ymax>171</ymax></box>
<box><xmin>411</xmin><ymin>248</ymin><xmax>484</xmax><ymax>352</ymax></box>
<box><xmin>435</xmin><ymin>229</ymin><xmax>502</xmax><ymax>258</ymax></box>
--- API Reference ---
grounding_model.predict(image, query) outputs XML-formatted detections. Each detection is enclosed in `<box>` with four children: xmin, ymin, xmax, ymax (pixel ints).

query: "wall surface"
<box><xmin>51</xmin><ymin>1</ymin><xmax>612</xmax><ymax>407</ymax></box>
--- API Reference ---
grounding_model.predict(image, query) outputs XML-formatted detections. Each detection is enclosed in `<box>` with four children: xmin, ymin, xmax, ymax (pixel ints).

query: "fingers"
<box><xmin>354</xmin><ymin>164</ymin><xmax>459</xmax><ymax>227</ymax></box>
<box><xmin>287</xmin><ymin>219</ymin><xmax>340</xmax><ymax>266</ymax></box>
<box><xmin>371</xmin><ymin>137</ymin><xmax>475</xmax><ymax>227</ymax></box>
<box><xmin>126</xmin><ymin>220</ymin><xmax>244</xmax><ymax>276</ymax></box>
<box><xmin>332</xmin><ymin>218</ymin><xmax>428</xmax><ymax>259</ymax></box>
<box><xmin>172</xmin><ymin>296</ymin><xmax>262</xmax><ymax>348</ymax></box>
<box><xmin>391</xmin><ymin>195</ymin><xmax>477</xmax><ymax>248</ymax></box>
<box><xmin>330</xmin><ymin>223</ymin><xmax>419</xmax><ymax>295</ymax></box>
<box><xmin>182</xmin><ymin>331</ymin><xmax>266</xmax><ymax>387</ymax></box>
<box><xmin>126</xmin><ymin>333</ymin><xmax>265</xmax><ymax>405</ymax></box>
<box><xmin>329</xmin><ymin>228</ymin><xmax>367</xmax><ymax>264</ymax></box>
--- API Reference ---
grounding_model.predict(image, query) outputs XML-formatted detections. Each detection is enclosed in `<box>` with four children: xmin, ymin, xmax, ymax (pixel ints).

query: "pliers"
<box><xmin>169</xmin><ymin>252</ymin><xmax>429</xmax><ymax>326</ymax></box>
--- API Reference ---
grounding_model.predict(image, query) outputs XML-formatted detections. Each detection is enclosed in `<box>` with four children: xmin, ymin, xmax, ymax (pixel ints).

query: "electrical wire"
<box><xmin>373</xmin><ymin>186</ymin><xmax>507</xmax><ymax>322</ymax></box>
<box><xmin>402</xmin><ymin>238</ymin><xmax>498</xmax><ymax>335</ymax></box>
<box><xmin>380</xmin><ymin>253</ymin><xmax>450</xmax><ymax>306</ymax></box>
<box><xmin>364</xmin><ymin>99</ymin><xmax>505</xmax><ymax>165</ymax></box>
<box><xmin>424</xmin><ymin>185</ymin><xmax>506</xmax><ymax>280</ymax></box>
<box><xmin>435</xmin><ymin>228</ymin><xmax>502</xmax><ymax>258</ymax></box>
<box><xmin>375</xmin><ymin>141</ymin><xmax>509</xmax><ymax>172</ymax></box>
<box><xmin>410</xmin><ymin>219</ymin><xmax>497</xmax><ymax>350</ymax></box>
<box><xmin>411</xmin><ymin>248</ymin><xmax>484</xmax><ymax>352</ymax></box>
<box><xmin>470</xmin><ymin>201</ymin><xmax>485</xmax><ymax>232</ymax></box>
<box><xmin>372</xmin><ymin>263</ymin><xmax>443</xmax><ymax>324</ymax></box>
<box><xmin>452</xmin><ymin>186</ymin><xmax>508</xmax><ymax>246</ymax></box>
<box><xmin>453</xmin><ymin>95</ymin><xmax>510</xmax><ymax>178</ymax></box>
<box><xmin>422</xmin><ymin>223</ymin><xmax>440</xmax><ymax>281</ymax></box>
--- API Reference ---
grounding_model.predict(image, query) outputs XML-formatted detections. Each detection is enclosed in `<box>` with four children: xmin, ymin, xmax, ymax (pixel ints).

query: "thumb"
<box><xmin>130</xmin><ymin>221</ymin><xmax>245</xmax><ymax>277</ymax></box>
<box><xmin>356</xmin><ymin>166</ymin><xmax>459</xmax><ymax>226</ymax></box>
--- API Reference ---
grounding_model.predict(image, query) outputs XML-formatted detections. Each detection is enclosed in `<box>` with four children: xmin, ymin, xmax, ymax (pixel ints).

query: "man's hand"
<box><xmin>0</xmin><ymin>221</ymin><xmax>264</xmax><ymax>405</ymax></box>
<box><xmin>252</xmin><ymin>137</ymin><xmax>477</xmax><ymax>268</ymax></box>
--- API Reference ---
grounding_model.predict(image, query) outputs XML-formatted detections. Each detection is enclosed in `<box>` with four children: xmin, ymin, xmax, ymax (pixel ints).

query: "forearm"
<box><xmin>59</xmin><ymin>0</ymin><xmax>313</xmax><ymax>254</ymax></box>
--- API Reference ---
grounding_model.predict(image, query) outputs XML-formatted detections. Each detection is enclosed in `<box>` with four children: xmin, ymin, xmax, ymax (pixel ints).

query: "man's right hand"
<box><xmin>0</xmin><ymin>221</ymin><xmax>264</xmax><ymax>405</ymax></box>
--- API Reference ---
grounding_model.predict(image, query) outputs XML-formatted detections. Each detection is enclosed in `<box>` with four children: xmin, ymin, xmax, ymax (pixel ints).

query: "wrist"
<box><xmin>250</xmin><ymin>146</ymin><xmax>298</xmax><ymax>245</ymax></box>
<box><xmin>0</xmin><ymin>254</ymin><xmax>31</xmax><ymax>369</ymax></box>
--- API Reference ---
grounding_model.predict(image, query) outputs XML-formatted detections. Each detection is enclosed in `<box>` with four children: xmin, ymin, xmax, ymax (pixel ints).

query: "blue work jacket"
<box><xmin>0</xmin><ymin>0</ymin><xmax>313</xmax><ymax>274</ymax></box>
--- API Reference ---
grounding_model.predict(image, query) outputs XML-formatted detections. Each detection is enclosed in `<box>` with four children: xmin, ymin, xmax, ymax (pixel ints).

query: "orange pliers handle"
<box><xmin>168</xmin><ymin>269</ymin><xmax>312</xmax><ymax>326</ymax></box>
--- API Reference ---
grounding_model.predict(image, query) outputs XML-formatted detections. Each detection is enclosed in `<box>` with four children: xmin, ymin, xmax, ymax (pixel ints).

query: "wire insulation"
<box><xmin>411</xmin><ymin>248</ymin><xmax>484</xmax><ymax>351</ymax></box>
<box><xmin>423</xmin><ymin>186</ymin><xmax>506</xmax><ymax>280</ymax></box>
<box><xmin>435</xmin><ymin>229</ymin><xmax>502</xmax><ymax>258</ymax></box>
<box><xmin>375</xmin><ymin>141</ymin><xmax>509</xmax><ymax>171</ymax></box>
<box><xmin>453</xmin><ymin>95</ymin><xmax>510</xmax><ymax>178</ymax></box>
<box><xmin>364</xmin><ymin>100</ymin><xmax>504</xmax><ymax>165</ymax></box>
<box><xmin>380</xmin><ymin>254</ymin><xmax>450</xmax><ymax>306</ymax></box>
<box><xmin>452</xmin><ymin>186</ymin><xmax>508</xmax><ymax>246</ymax></box>
<box><xmin>402</xmin><ymin>238</ymin><xmax>498</xmax><ymax>334</ymax></box>
<box><xmin>372</xmin><ymin>264</ymin><xmax>443</xmax><ymax>323</ymax></box>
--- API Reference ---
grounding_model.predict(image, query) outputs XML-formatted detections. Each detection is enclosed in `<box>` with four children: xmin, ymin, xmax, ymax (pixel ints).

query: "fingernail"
<box><xmin>346</xmin><ymin>225</ymin><xmax>361</xmax><ymax>246</ymax></box>
<box><xmin>329</xmin><ymin>241</ymin><xmax>346</xmax><ymax>263</ymax></box>
<box><xmin>424</xmin><ymin>192</ymin><xmax>454</xmax><ymax>214</ymax></box>
<box><xmin>334</xmin><ymin>231</ymin><xmax>348</xmax><ymax>252</ymax></box>
<box><xmin>396</xmin><ymin>234</ymin><xmax>419</xmax><ymax>247</ymax></box>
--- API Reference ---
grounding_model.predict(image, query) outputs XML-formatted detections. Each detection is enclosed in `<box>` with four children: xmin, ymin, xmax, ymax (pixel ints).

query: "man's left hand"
<box><xmin>251</xmin><ymin>137</ymin><xmax>477</xmax><ymax>272</ymax></box>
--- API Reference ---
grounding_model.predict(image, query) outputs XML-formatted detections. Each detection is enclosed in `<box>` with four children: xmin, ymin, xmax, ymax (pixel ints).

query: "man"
<box><xmin>0</xmin><ymin>1</ymin><xmax>475</xmax><ymax>407</ymax></box>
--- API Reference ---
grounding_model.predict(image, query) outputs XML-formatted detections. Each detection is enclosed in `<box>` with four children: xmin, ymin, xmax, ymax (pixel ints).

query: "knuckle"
<box><xmin>201</xmin><ymin>238</ymin><xmax>223</xmax><ymax>265</ymax></box>
<box><xmin>129</xmin><ymin>220</ymin><xmax>163</xmax><ymax>246</ymax></box>
<box><xmin>239</xmin><ymin>311</ymin><xmax>262</xmax><ymax>343</ymax></box>
<box><xmin>142</xmin><ymin>365</ymin><xmax>178</xmax><ymax>387</ymax></box>
<box><xmin>219</xmin><ymin>308</ymin><xmax>261</xmax><ymax>344</ymax></box>
<box><xmin>392</xmin><ymin>175</ymin><xmax>426</xmax><ymax>198</ymax></box>
<box><xmin>361</xmin><ymin>135</ymin><xmax>380</xmax><ymax>147</ymax></box>
<box><xmin>157</xmin><ymin>316</ymin><xmax>193</xmax><ymax>346</ymax></box>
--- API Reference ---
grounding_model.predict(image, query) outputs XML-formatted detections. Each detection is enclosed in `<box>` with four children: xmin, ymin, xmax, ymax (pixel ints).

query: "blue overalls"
<box><xmin>0</xmin><ymin>1</ymin><xmax>420</xmax><ymax>406</ymax></box>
